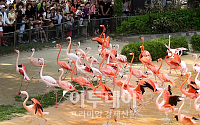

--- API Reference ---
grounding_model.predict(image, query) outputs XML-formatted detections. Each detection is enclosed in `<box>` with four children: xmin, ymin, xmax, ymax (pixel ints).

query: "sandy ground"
<box><xmin>1</xmin><ymin>38</ymin><xmax>200</xmax><ymax>125</ymax></box>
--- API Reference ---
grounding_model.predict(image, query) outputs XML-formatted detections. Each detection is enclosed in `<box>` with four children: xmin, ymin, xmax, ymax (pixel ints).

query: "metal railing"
<box><xmin>0</xmin><ymin>16</ymin><xmax>130</xmax><ymax>48</ymax></box>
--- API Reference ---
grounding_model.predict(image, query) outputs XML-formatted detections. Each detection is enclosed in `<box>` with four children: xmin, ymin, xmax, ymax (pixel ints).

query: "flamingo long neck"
<box><xmin>113</xmin><ymin>65</ymin><xmax>119</xmax><ymax>83</ymax></box>
<box><xmin>193</xmin><ymin>54</ymin><xmax>197</xmax><ymax>67</ymax></box>
<box><xmin>130</xmin><ymin>54</ymin><xmax>134</xmax><ymax>67</ymax></box>
<box><xmin>107</xmin><ymin>53</ymin><xmax>110</xmax><ymax>64</ymax></box>
<box><xmin>94</xmin><ymin>77</ymin><xmax>101</xmax><ymax>95</ymax></box>
<box><xmin>165</xmin><ymin>51</ymin><xmax>172</xmax><ymax>66</ymax></box>
<box><xmin>156</xmin><ymin>89</ymin><xmax>163</xmax><ymax>109</ymax></box>
<box><xmin>115</xmin><ymin>44</ymin><xmax>119</xmax><ymax>51</ymax></box>
<box><xmin>66</xmin><ymin>41</ymin><xmax>71</xmax><ymax>54</ymax></box>
<box><xmin>31</xmin><ymin>50</ymin><xmax>34</xmax><ymax>59</ymax></box>
<box><xmin>23</xmin><ymin>92</ymin><xmax>29</xmax><ymax>111</ymax></box>
<box><xmin>157</xmin><ymin>60</ymin><xmax>163</xmax><ymax>74</ymax></box>
<box><xmin>16</xmin><ymin>52</ymin><xmax>19</xmax><ymax>70</ymax></box>
<box><xmin>148</xmin><ymin>71</ymin><xmax>153</xmax><ymax>79</ymax></box>
<box><xmin>57</xmin><ymin>45</ymin><xmax>61</xmax><ymax>64</ymax></box>
<box><xmin>71</xmin><ymin>62</ymin><xmax>76</xmax><ymax>81</ymax></box>
<box><xmin>139</xmin><ymin>52</ymin><xmax>143</xmax><ymax>62</ymax></box>
<box><xmin>141</xmin><ymin>39</ymin><xmax>144</xmax><ymax>52</ymax></box>
<box><xmin>40</xmin><ymin>60</ymin><xmax>44</xmax><ymax>78</ymax></box>
<box><xmin>99</xmin><ymin>55</ymin><xmax>106</xmax><ymax>71</ymax></box>
<box><xmin>195</xmin><ymin>93</ymin><xmax>200</xmax><ymax>110</ymax></box>
<box><xmin>86</xmin><ymin>48</ymin><xmax>91</xmax><ymax>57</ymax></box>
<box><xmin>195</xmin><ymin>72</ymin><xmax>200</xmax><ymax>83</ymax></box>
<box><xmin>69</xmin><ymin>39</ymin><xmax>72</xmax><ymax>53</ymax></box>
<box><xmin>126</xmin><ymin>67</ymin><xmax>132</xmax><ymax>91</ymax></box>
<box><xmin>179</xmin><ymin>50</ymin><xmax>183</xmax><ymax>57</ymax></box>
<box><xmin>59</xmin><ymin>70</ymin><xmax>64</xmax><ymax>84</ymax></box>
<box><xmin>90</xmin><ymin>57</ymin><xmax>94</xmax><ymax>67</ymax></box>
<box><xmin>76</xmin><ymin>56</ymin><xmax>81</xmax><ymax>69</ymax></box>
<box><xmin>178</xmin><ymin>99</ymin><xmax>184</xmax><ymax>119</ymax></box>
<box><xmin>180</xmin><ymin>75</ymin><xmax>189</xmax><ymax>95</ymax></box>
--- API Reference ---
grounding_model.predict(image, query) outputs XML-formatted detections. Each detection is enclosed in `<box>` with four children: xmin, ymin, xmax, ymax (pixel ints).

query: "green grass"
<box><xmin>0</xmin><ymin>80</ymin><xmax>98</xmax><ymax>122</ymax></box>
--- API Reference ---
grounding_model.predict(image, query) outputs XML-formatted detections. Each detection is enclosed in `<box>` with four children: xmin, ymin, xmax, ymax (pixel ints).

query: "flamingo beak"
<box><xmin>199</xmin><ymin>56</ymin><xmax>200</xmax><ymax>58</ymax></box>
<box><xmin>18</xmin><ymin>92</ymin><xmax>21</xmax><ymax>95</ymax></box>
<box><xmin>85</xmin><ymin>48</ymin><xmax>87</xmax><ymax>50</ymax></box>
<box><xmin>121</xmin><ymin>75</ymin><xmax>123</xmax><ymax>78</ymax></box>
<box><xmin>58</xmin><ymin>70</ymin><xmax>60</xmax><ymax>72</ymax></box>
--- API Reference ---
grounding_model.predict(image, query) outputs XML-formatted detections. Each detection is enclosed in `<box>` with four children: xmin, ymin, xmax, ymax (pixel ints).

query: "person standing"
<box><xmin>82</xmin><ymin>2</ymin><xmax>90</xmax><ymax>36</ymax></box>
<box><xmin>99</xmin><ymin>0</ymin><xmax>110</xmax><ymax>34</ymax></box>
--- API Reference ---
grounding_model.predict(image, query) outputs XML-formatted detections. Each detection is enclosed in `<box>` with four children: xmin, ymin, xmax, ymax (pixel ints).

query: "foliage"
<box><xmin>115</xmin><ymin>0</ymin><xmax>123</xmax><ymax>16</ymax></box>
<box><xmin>117</xmin><ymin>8</ymin><xmax>200</xmax><ymax>34</ymax></box>
<box><xmin>190</xmin><ymin>34</ymin><xmax>200</xmax><ymax>51</ymax></box>
<box><xmin>121</xmin><ymin>36</ymin><xmax>188</xmax><ymax>62</ymax></box>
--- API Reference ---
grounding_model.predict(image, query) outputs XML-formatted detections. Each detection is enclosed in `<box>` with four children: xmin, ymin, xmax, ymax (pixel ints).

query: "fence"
<box><xmin>0</xmin><ymin>16</ymin><xmax>130</xmax><ymax>49</ymax></box>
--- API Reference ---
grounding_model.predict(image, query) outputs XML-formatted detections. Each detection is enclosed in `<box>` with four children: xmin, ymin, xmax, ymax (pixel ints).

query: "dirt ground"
<box><xmin>1</xmin><ymin>38</ymin><xmax>200</xmax><ymax>125</ymax></box>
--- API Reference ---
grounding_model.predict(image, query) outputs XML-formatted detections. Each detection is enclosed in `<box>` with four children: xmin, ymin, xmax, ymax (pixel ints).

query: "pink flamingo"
<box><xmin>56</xmin><ymin>44</ymin><xmax>72</xmax><ymax>80</ymax></box>
<box><xmin>127</xmin><ymin>53</ymin><xmax>147</xmax><ymax>80</ymax></box>
<box><xmin>89</xmin><ymin>56</ymin><xmax>102</xmax><ymax>76</ymax></box>
<box><xmin>30</xmin><ymin>48</ymin><xmax>46</xmax><ymax>81</ymax></box>
<box><xmin>56</xmin><ymin>68</ymin><xmax>78</xmax><ymax>107</ymax></box>
<box><xmin>75</xmin><ymin>42</ymin><xmax>86</xmax><ymax>59</ymax></box>
<box><xmin>192</xmin><ymin>54</ymin><xmax>200</xmax><ymax>73</ymax></box>
<box><xmin>156</xmin><ymin>86</ymin><xmax>181</xmax><ymax>123</ymax></box>
<box><xmin>39</xmin><ymin>58</ymin><xmax>60</xmax><ymax>108</ymax></box>
<box><xmin>180</xmin><ymin>73</ymin><xmax>199</xmax><ymax>111</ymax></box>
<box><xmin>76</xmin><ymin>55</ymin><xmax>94</xmax><ymax>78</ymax></box>
<box><xmin>146</xmin><ymin>63</ymin><xmax>159</xmax><ymax>81</ymax></box>
<box><xmin>99</xmin><ymin>54</ymin><xmax>115</xmax><ymax>81</ymax></box>
<box><xmin>165</xmin><ymin>51</ymin><xmax>181</xmax><ymax>75</ymax></box>
<box><xmin>85</xmin><ymin>47</ymin><xmax>99</xmax><ymax>64</ymax></box>
<box><xmin>113</xmin><ymin>44</ymin><xmax>128</xmax><ymax>65</ymax></box>
<box><xmin>66</xmin><ymin>37</ymin><xmax>81</xmax><ymax>63</ymax></box>
<box><xmin>174</xmin><ymin>97</ymin><xmax>198</xmax><ymax>125</ymax></box>
<box><xmin>15</xmin><ymin>49</ymin><xmax>30</xmax><ymax>95</ymax></box>
<box><xmin>19</xmin><ymin>91</ymin><xmax>49</xmax><ymax>125</ymax></box>
<box><xmin>156</xmin><ymin>58</ymin><xmax>173</xmax><ymax>86</ymax></box>
<box><xmin>70</xmin><ymin>60</ymin><xmax>93</xmax><ymax>102</ymax></box>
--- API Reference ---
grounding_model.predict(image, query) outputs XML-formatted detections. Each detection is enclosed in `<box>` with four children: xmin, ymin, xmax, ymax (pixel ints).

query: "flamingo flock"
<box><xmin>13</xmin><ymin>27</ymin><xmax>200</xmax><ymax>124</ymax></box>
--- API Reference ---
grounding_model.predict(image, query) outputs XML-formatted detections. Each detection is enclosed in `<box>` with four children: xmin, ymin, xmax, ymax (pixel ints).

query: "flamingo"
<box><xmin>113</xmin><ymin>44</ymin><xmax>128</xmax><ymax>65</ymax></box>
<box><xmin>15</xmin><ymin>49</ymin><xmax>31</xmax><ymax>95</ymax></box>
<box><xmin>93</xmin><ymin>74</ymin><xmax>114</xmax><ymax>119</ymax></box>
<box><xmin>76</xmin><ymin>55</ymin><xmax>94</xmax><ymax>78</ymax></box>
<box><xmin>127</xmin><ymin>53</ymin><xmax>147</xmax><ymax>80</ymax></box>
<box><xmin>180</xmin><ymin>73</ymin><xmax>199</xmax><ymax>111</ymax></box>
<box><xmin>194</xmin><ymin>90</ymin><xmax>200</xmax><ymax>117</ymax></box>
<box><xmin>192</xmin><ymin>54</ymin><xmax>200</xmax><ymax>73</ymax></box>
<box><xmin>39</xmin><ymin>58</ymin><xmax>60</xmax><ymax>107</ymax></box>
<box><xmin>92</xmin><ymin>25</ymin><xmax>110</xmax><ymax>49</ymax></box>
<box><xmin>70</xmin><ymin>60</ymin><xmax>93</xmax><ymax>102</ymax></box>
<box><xmin>195</xmin><ymin>71</ymin><xmax>200</xmax><ymax>89</ymax></box>
<box><xmin>56</xmin><ymin>44</ymin><xmax>72</xmax><ymax>80</ymax></box>
<box><xmin>146</xmin><ymin>63</ymin><xmax>159</xmax><ymax>81</ymax></box>
<box><xmin>99</xmin><ymin>54</ymin><xmax>115</xmax><ymax>81</ymax></box>
<box><xmin>176</xmin><ymin>48</ymin><xmax>188</xmax><ymax>75</ymax></box>
<box><xmin>156</xmin><ymin>86</ymin><xmax>181</xmax><ymax>123</ymax></box>
<box><xmin>85</xmin><ymin>47</ymin><xmax>99</xmax><ymax>64</ymax></box>
<box><xmin>30</xmin><ymin>48</ymin><xmax>46</xmax><ymax>82</ymax></box>
<box><xmin>174</xmin><ymin>97</ymin><xmax>199</xmax><ymax>125</ymax></box>
<box><xmin>165</xmin><ymin>51</ymin><xmax>181</xmax><ymax>75</ymax></box>
<box><xmin>66</xmin><ymin>37</ymin><xmax>81</xmax><ymax>63</ymax></box>
<box><xmin>140</xmin><ymin>37</ymin><xmax>151</xmax><ymax>57</ymax></box>
<box><xmin>156</xmin><ymin>58</ymin><xmax>173</xmax><ymax>86</ymax></box>
<box><xmin>56</xmin><ymin>68</ymin><xmax>78</xmax><ymax>107</ymax></box>
<box><xmin>75</xmin><ymin>42</ymin><xmax>86</xmax><ymax>58</ymax></box>
<box><xmin>89</xmin><ymin>56</ymin><xmax>102</xmax><ymax>76</ymax></box>
<box><xmin>19</xmin><ymin>91</ymin><xmax>49</xmax><ymax>125</ymax></box>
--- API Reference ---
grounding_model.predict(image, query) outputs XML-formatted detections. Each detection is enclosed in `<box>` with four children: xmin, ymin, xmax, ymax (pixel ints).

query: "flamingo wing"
<box><xmin>183</xmin><ymin>115</ymin><xmax>198</xmax><ymax>123</ymax></box>
<box><xmin>84</xmin><ymin>62</ymin><xmax>93</xmax><ymax>73</ymax></box>
<box><xmin>43</xmin><ymin>76</ymin><xmax>59</xmax><ymax>86</ymax></box>
<box><xmin>59</xmin><ymin>61</ymin><xmax>72</xmax><ymax>71</ymax></box>
<box><xmin>168</xmin><ymin>95</ymin><xmax>181</xmax><ymax>106</ymax></box>
<box><xmin>31</xmin><ymin>98</ymin><xmax>43</xmax><ymax>115</ymax></box>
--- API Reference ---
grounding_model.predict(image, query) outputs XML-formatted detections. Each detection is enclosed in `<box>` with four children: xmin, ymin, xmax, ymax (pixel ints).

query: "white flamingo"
<box><xmin>39</xmin><ymin>58</ymin><xmax>60</xmax><ymax>108</ymax></box>
<box><xmin>192</xmin><ymin>54</ymin><xmax>200</xmax><ymax>73</ymax></box>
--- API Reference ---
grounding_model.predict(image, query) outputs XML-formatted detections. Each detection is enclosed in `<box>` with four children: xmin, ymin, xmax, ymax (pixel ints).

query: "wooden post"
<box><xmin>28</xmin><ymin>21</ymin><xmax>31</xmax><ymax>43</ymax></box>
<box><xmin>77</xmin><ymin>16</ymin><xmax>80</xmax><ymax>37</ymax></box>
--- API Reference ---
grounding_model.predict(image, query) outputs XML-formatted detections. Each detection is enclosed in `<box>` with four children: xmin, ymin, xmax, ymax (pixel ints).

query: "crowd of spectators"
<box><xmin>0</xmin><ymin>0</ymin><xmax>115</xmax><ymax>46</ymax></box>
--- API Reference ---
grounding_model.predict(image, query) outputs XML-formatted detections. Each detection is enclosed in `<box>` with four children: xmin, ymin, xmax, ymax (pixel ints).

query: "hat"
<box><xmin>50</xmin><ymin>7</ymin><xmax>55</xmax><ymax>10</ymax></box>
<box><xmin>80</xmin><ymin>4</ymin><xmax>85</xmax><ymax>7</ymax></box>
<box><xmin>0</xmin><ymin>5</ymin><xmax>5</xmax><ymax>9</ymax></box>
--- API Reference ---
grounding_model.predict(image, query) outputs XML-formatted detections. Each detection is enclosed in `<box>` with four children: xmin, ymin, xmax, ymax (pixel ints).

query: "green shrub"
<box><xmin>190</xmin><ymin>34</ymin><xmax>200</xmax><ymax>51</ymax></box>
<box><xmin>116</xmin><ymin>8</ymin><xmax>200</xmax><ymax>35</ymax></box>
<box><xmin>121</xmin><ymin>36</ymin><xmax>188</xmax><ymax>62</ymax></box>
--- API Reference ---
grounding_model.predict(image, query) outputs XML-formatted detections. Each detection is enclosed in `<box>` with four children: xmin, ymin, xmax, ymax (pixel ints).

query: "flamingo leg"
<box><xmin>189</xmin><ymin>98</ymin><xmax>192</xmax><ymax>111</ymax></box>
<box><xmin>41</xmin><ymin>117</ymin><xmax>47</xmax><ymax>125</ymax></box>
<box><xmin>37</xmin><ymin>67</ymin><xmax>40</xmax><ymax>82</ymax></box>
<box><xmin>37</xmin><ymin>118</ymin><xmax>40</xmax><ymax>125</ymax></box>
<box><xmin>50</xmin><ymin>87</ymin><xmax>58</xmax><ymax>108</ymax></box>
<box><xmin>62</xmin><ymin>71</ymin><xmax>69</xmax><ymax>80</ymax></box>
<box><xmin>17</xmin><ymin>77</ymin><xmax>24</xmax><ymax>95</ymax></box>
<box><xmin>40</xmin><ymin>86</ymin><xmax>48</xmax><ymax>102</ymax></box>
<box><xmin>84</xmin><ymin>87</ymin><xmax>89</xmax><ymax>99</ymax></box>
<box><xmin>25</xmin><ymin>81</ymin><xmax>30</xmax><ymax>91</ymax></box>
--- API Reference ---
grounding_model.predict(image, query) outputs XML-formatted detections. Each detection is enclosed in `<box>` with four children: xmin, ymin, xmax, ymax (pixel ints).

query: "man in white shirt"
<box><xmin>0</xmin><ymin>5</ymin><xmax>10</xmax><ymax>26</ymax></box>
<box><xmin>64</xmin><ymin>1</ymin><xmax>70</xmax><ymax>13</ymax></box>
